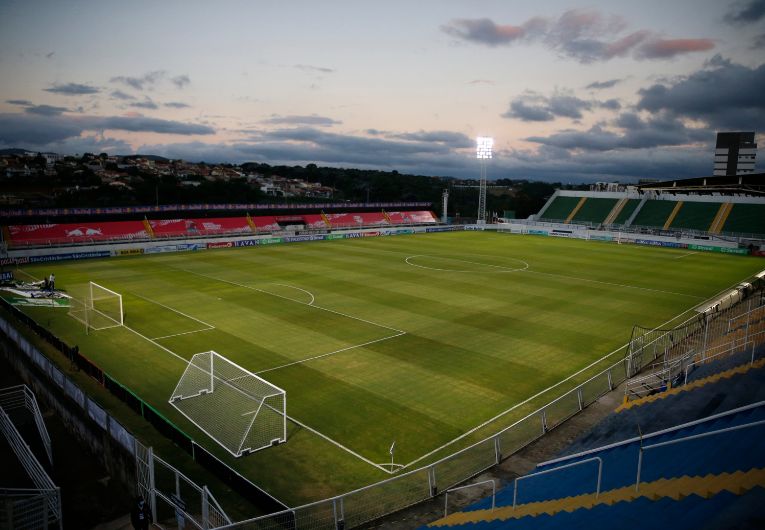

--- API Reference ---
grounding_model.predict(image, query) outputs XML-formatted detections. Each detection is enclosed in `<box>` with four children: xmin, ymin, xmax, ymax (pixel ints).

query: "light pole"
<box><xmin>476</xmin><ymin>136</ymin><xmax>493</xmax><ymax>224</ymax></box>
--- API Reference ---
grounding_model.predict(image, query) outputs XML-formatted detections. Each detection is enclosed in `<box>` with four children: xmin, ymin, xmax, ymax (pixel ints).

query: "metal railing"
<box><xmin>444</xmin><ymin>480</ymin><xmax>496</xmax><ymax>517</ymax></box>
<box><xmin>512</xmin><ymin>457</ymin><xmax>602</xmax><ymax>508</ymax></box>
<box><xmin>0</xmin><ymin>384</ymin><xmax>53</xmax><ymax>464</ymax></box>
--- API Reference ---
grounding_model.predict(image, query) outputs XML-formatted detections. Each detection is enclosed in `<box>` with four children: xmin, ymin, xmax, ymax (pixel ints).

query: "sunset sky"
<box><xmin>1</xmin><ymin>0</ymin><xmax>764</xmax><ymax>182</ymax></box>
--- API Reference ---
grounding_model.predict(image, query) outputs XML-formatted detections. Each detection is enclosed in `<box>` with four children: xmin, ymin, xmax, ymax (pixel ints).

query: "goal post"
<box><xmin>169</xmin><ymin>351</ymin><xmax>287</xmax><ymax>457</ymax></box>
<box><xmin>67</xmin><ymin>281</ymin><xmax>124</xmax><ymax>332</ymax></box>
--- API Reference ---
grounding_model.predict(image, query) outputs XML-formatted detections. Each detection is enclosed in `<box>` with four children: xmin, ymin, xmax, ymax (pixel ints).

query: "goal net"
<box><xmin>67</xmin><ymin>282</ymin><xmax>124</xmax><ymax>331</ymax></box>
<box><xmin>169</xmin><ymin>351</ymin><xmax>287</xmax><ymax>457</ymax></box>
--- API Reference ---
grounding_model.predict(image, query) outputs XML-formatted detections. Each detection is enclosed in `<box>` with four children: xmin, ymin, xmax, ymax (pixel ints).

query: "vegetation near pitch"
<box><xmin>14</xmin><ymin>232</ymin><xmax>764</xmax><ymax>504</ymax></box>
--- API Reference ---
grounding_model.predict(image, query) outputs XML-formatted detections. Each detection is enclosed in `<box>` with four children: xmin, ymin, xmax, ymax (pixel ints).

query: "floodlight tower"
<box><xmin>441</xmin><ymin>189</ymin><xmax>449</xmax><ymax>223</ymax></box>
<box><xmin>476</xmin><ymin>136</ymin><xmax>493</xmax><ymax>224</ymax></box>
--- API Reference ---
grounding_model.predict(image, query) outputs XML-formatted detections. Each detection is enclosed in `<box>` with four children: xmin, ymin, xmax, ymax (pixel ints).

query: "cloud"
<box><xmin>44</xmin><ymin>82</ymin><xmax>100</xmax><ymax>95</ymax></box>
<box><xmin>753</xmin><ymin>33</ymin><xmax>765</xmax><ymax>49</ymax></box>
<box><xmin>442</xmin><ymin>9</ymin><xmax>715</xmax><ymax>62</ymax></box>
<box><xmin>110</xmin><ymin>70</ymin><xmax>166</xmax><ymax>90</ymax></box>
<box><xmin>6</xmin><ymin>99</ymin><xmax>33</xmax><ymax>106</ymax></box>
<box><xmin>441</xmin><ymin>18</ymin><xmax>527</xmax><ymax>46</ymax></box>
<box><xmin>45</xmin><ymin>51</ymin><xmax>55</xmax><ymax>59</ymax></box>
<box><xmin>293</xmin><ymin>64</ymin><xmax>335</xmax><ymax>74</ymax></box>
<box><xmin>585</xmin><ymin>79</ymin><xmax>623</xmax><ymax>90</ymax></box>
<box><xmin>110</xmin><ymin>90</ymin><xmax>135</xmax><ymax>100</ymax></box>
<box><xmin>165</xmin><ymin>101</ymin><xmax>191</xmax><ymax>109</ymax></box>
<box><xmin>171</xmin><ymin>75</ymin><xmax>190</xmax><ymax>88</ymax></box>
<box><xmin>502</xmin><ymin>91</ymin><xmax>619</xmax><ymax>122</ymax></box>
<box><xmin>526</xmin><ymin>113</ymin><xmax>711</xmax><ymax>152</ymax></box>
<box><xmin>388</xmin><ymin>130</ymin><xmax>473</xmax><ymax>148</ymax></box>
<box><xmin>0</xmin><ymin>112</ymin><xmax>215</xmax><ymax>147</ymax></box>
<box><xmin>724</xmin><ymin>0</ymin><xmax>765</xmax><ymax>25</ymax></box>
<box><xmin>468</xmin><ymin>79</ymin><xmax>495</xmax><ymax>85</ymax></box>
<box><xmin>262</xmin><ymin>114</ymin><xmax>341</xmax><ymax>127</ymax></box>
<box><xmin>637</xmin><ymin>56</ymin><xmax>765</xmax><ymax>130</ymax></box>
<box><xmin>25</xmin><ymin>104</ymin><xmax>69</xmax><ymax>116</ymax></box>
<box><xmin>129</xmin><ymin>98</ymin><xmax>159</xmax><ymax>110</ymax></box>
<box><xmin>636</xmin><ymin>38</ymin><xmax>715</xmax><ymax>59</ymax></box>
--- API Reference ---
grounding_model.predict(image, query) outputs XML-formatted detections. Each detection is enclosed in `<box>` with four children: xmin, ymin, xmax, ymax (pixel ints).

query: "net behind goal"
<box><xmin>169</xmin><ymin>351</ymin><xmax>287</xmax><ymax>457</ymax></box>
<box><xmin>67</xmin><ymin>281</ymin><xmax>124</xmax><ymax>331</ymax></box>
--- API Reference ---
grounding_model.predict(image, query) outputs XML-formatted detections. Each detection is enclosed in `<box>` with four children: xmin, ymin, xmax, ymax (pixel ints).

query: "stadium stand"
<box><xmin>7</xmin><ymin>220</ymin><xmax>149</xmax><ymax>245</ymax></box>
<box><xmin>571</xmin><ymin>198</ymin><xmax>618</xmax><ymax>225</ymax></box>
<box><xmin>149</xmin><ymin>217</ymin><xmax>253</xmax><ymax>238</ymax></box>
<box><xmin>629</xmin><ymin>199</ymin><xmax>678</xmax><ymax>228</ymax></box>
<box><xmin>4</xmin><ymin>210</ymin><xmax>438</xmax><ymax>247</ymax></box>
<box><xmin>425</xmin><ymin>297</ymin><xmax>765</xmax><ymax>529</ymax></box>
<box><xmin>538</xmin><ymin>196</ymin><xmax>582</xmax><ymax>222</ymax></box>
<box><xmin>666</xmin><ymin>201</ymin><xmax>722</xmax><ymax>231</ymax></box>
<box><xmin>721</xmin><ymin>203</ymin><xmax>765</xmax><ymax>236</ymax></box>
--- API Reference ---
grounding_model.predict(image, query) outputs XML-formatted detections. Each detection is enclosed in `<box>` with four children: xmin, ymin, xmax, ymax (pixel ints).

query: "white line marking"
<box><xmin>132</xmin><ymin>293</ymin><xmax>216</xmax><ymax>340</ymax></box>
<box><xmin>673</xmin><ymin>251</ymin><xmax>698</xmax><ymax>259</ymax></box>
<box><xmin>520</xmin><ymin>269</ymin><xmax>704</xmax><ymax>299</ymax></box>
<box><xmin>405</xmin><ymin>255</ymin><xmax>528</xmax><ymax>273</ymax></box>
<box><xmin>265</xmin><ymin>283</ymin><xmax>316</xmax><ymax>305</ymax></box>
<box><xmin>256</xmin><ymin>331</ymin><xmax>406</xmax><ymax>375</ymax></box>
<box><xmin>171</xmin><ymin>267</ymin><xmax>405</xmax><ymax>334</ymax></box>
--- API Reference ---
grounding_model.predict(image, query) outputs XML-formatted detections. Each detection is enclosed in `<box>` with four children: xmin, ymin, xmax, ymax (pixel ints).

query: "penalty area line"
<box><xmin>256</xmin><ymin>331</ymin><xmax>406</xmax><ymax>375</ymax></box>
<box><xmin>132</xmin><ymin>293</ymin><xmax>216</xmax><ymax>341</ymax></box>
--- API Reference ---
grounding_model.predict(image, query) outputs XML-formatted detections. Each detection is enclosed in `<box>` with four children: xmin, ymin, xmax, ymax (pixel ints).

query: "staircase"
<box><xmin>320</xmin><ymin>211</ymin><xmax>331</xmax><ymax>228</ymax></box>
<box><xmin>246</xmin><ymin>213</ymin><xmax>257</xmax><ymax>232</ymax></box>
<box><xmin>663</xmin><ymin>201</ymin><xmax>684</xmax><ymax>230</ymax></box>
<box><xmin>709</xmin><ymin>203</ymin><xmax>733</xmax><ymax>234</ymax></box>
<box><xmin>142</xmin><ymin>218</ymin><xmax>155</xmax><ymax>238</ymax></box>
<box><xmin>382</xmin><ymin>210</ymin><xmax>392</xmax><ymax>223</ymax></box>
<box><xmin>604</xmin><ymin>198</ymin><xmax>628</xmax><ymax>225</ymax></box>
<box><xmin>565</xmin><ymin>197</ymin><xmax>588</xmax><ymax>224</ymax></box>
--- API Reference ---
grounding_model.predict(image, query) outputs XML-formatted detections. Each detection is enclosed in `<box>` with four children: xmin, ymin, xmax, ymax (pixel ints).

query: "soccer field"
<box><xmin>11</xmin><ymin>231</ymin><xmax>765</xmax><ymax>502</ymax></box>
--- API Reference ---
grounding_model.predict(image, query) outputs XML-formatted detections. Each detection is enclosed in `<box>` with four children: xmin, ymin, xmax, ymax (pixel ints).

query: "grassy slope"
<box><xmin>13</xmin><ymin>232</ymin><xmax>764</xmax><ymax>504</ymax></box>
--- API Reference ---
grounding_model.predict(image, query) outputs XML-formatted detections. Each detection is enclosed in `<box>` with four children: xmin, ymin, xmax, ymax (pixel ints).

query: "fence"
<box><xmin>625</xmin><ymin>283</ymin><xmax>765</xmax><ymax>399</ymax></box>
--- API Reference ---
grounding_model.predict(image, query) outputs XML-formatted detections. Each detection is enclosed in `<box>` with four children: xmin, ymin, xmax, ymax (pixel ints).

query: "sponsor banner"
<box><xmin>688</xmin><ymin>244</ymin><xmax>748</xmax><ymax>255</ymax></box>
<box><xmin>144</xmin><ymin>245</ymin><xmax>180</xmax><ymax>254</ymax></box>
<box><xmin>207</xmin><ymin>241</ymin><xmax>233</xmax><ymax>249</ymax></box>
<box><xmin>234</xmin><ymin>239</ymin><xmax>260</xmax><ymax>247</ymax></box>
<box><xmin>380</xmin><ymin>228</ymin><xmax>414</xmax><ymax>236</ymax></box>
<box><xmin>174</xmin><ymin>243</ymin><xmax>203</xmax><ymax>251</ymax></box>
<box><xmin>549</xmin><ymin>229</ymin><xmax>574</xmax><ymax>238</ymax></box>
<box><xmin>634</xmin><ymin>239</ymin><xmax>687</xmax><ymax>249</ymax></box>
<box><xmin>284</xmin><ymin>235</ymin><xmax>326</xmax><ymax>243</ymax></box>
<box><xmin>346</xmin><ymin>232</ymin><xmax>379</xmax><ymax>239</ymax></box>
<box><xmin>261</xmin><ymin>237</ymin><xmax>282</xmax><ymax>245</ymax></box>
<box><xmin>425</xmin><ymin>225</ymin><xmax>464</xmax><ymax>233</ymax></box>
<box><xmin>1</xmin><ymin>256</ymin><xmax>29</xmax><ymax>266</ymax></box>
<box><xmin>589</xmin><ymin>235</ymin><xmax>614</xmax><ymax>241</ymax></box>
<box><xmin>464</xmin><ymin>225</ymin><xmax>484</xmax><ymax>231</ymax></box>
<box><xmin>529</xmin><ymin>229</ymin><xmax>548</xmax><ymax>236</ymax></box>
<box><xmin>29</xmin><ymin>250</ymin><xmax>111</xmax><ymax>263</ymax></box>
<box><xmin>1</xmin><ymin>271</ymin><xmax>13</xmax><ymax>281</ymax></box>
<box><xmin>326</xmin><ymin>234</ymin><xmax>346</xmax><ymax>240</ymax></box>
<box><xmin>753</xmin><ymin>250</ymin><xmax>765</xmax><ymax>257</ymax></box>
<box><xmin>116</xmin><ymin>248</ymin><xmax>144</xmax><ymax>256</ymax></box>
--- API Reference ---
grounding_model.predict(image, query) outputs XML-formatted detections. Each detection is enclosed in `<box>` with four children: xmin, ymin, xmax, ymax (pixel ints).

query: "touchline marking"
<box><xmin>673</xmin><ymin>251</ymin><xmax>698</xmax><ymax>259</ymax></box>
<box><xmin>171</xmin><ymin>266</ymin><xmax>405</xmax><ymax>334</ymax></box>
<box><xmin>132</xmin><ymin>293</ymin><xmax>216</xmax><ymax>340</ymax></box>
<box><xmin>405</xmin><ymin>255</ymin><xmax>528</xmax><ymax>273</ymax></box>
<box><xmin>256</xmin><ymin>331</ymin><xmax>406</xmax><ymax>375</ymax></box>
<box><xmin>520</xmin><ymin>269</ymin><xmax>704</xmax><ymax>300</ymax></box>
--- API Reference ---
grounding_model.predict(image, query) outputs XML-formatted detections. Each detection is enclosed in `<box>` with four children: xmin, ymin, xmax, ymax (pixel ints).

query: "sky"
<box><xmin>1</xmin><ymin>0</ymin><xmax>764</xmax><ymax>183</ymax></box>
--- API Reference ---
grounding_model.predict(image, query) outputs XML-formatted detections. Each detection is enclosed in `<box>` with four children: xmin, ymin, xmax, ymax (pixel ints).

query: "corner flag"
<box><xmin>389</xmin><ymin>441</ymin><xmax>396</xmax><ymax>455</ymax></box>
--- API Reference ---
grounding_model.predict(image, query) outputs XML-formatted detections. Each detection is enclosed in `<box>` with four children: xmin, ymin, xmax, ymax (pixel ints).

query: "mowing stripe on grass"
<box><xmin>132</xmin><ymin>293</ymin><xmax>216</xmax><ymax>340</ymax></box>
<box><xmin>520</xmin><ymin>269</ymin><xmax>704</xmax><ymax>299</ymax></box>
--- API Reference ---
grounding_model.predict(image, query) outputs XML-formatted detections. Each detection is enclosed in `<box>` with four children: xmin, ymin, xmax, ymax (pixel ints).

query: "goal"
<box><xmin>169</xmin><ymin>351</ymin><xmax>287</xmax><ymax>457</ymax></box>
<box><xmin>67</xmin><ymin>282</ymin><xmax>124</xmax><ymax>332</ymax></box>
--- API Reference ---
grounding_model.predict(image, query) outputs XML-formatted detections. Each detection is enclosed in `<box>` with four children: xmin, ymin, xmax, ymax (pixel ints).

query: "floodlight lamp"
<box><xmin>476</xmin><ymin>136</ymin><xmax>493</xmax><ymax>159</ymax></box>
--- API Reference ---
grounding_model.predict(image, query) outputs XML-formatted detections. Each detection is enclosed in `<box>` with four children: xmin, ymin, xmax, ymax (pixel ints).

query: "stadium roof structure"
<box><xmin>637</xmin><ymin>172</ymin><xmax>765</xmax><ymax>195</ymax></box>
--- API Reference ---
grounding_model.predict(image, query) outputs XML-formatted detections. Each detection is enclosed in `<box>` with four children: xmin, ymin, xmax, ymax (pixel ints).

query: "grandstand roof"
<box><xmin>637</xmin><ymin>172</ymin><xmax>765</xmax><ymax>195</ymax></box>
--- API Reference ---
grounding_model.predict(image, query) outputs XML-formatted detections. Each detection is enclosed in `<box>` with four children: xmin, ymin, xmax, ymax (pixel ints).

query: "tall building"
<box><xmin>714</xmin><ymin>131</ymin><xmax>757</xmax><ymax>176</ymax></box>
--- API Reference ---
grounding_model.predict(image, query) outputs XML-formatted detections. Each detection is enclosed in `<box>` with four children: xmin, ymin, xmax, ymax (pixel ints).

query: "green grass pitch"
<box><xmin>10</xmin><ymin>231</ymin><xmax>765</xmax><ymax>503</ymax></box>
